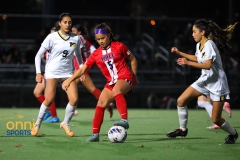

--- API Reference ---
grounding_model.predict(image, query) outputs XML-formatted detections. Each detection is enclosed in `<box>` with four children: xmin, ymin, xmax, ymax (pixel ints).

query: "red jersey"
<box><xmin>74</xmin><ymin>35</ymin><xmax>95</xmax><ymax>70</ymax></box>
<box><xmin>85</xmin><ymin>41</ymin><xmax>133</xmax><ymax>85</ymax></box>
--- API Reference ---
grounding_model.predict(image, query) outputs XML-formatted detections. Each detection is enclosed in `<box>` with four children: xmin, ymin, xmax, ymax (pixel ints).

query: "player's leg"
<box><xmin>44</xmin><ymin>100</ymin><xmax>60</xmax><ymax>123</ymax></box>
<box><xmin>197</xmin><ymin>95</ymin><xmax>220</xmax><ymax>129</ymax></box>
<box><xmin>33</xmin><ymin>75</ymin><xmax>51</xmax><ymax>120</ymax></box>
<box><xmin>31</xmin><ymin>79</ymin><xmax>58</xmax><ymax>136</ymax></box>
<box><xmin>33</xmin><ymin>76</ymin><xmax>59</xmax><ymax>122</ymax></box>
<box><xmin>60</xmin><ymin>80</ymin><xmax>78</xmax><ymax>137</ymax></box>
<box><xmin>223</xmin><ymin>95</ymin><xmax>232</xmax><ymax>118</ymax></box>
<box><xmin>167</xmin><ymin>86</ymin><xmax>202</xmax><ymax>138</ymax></box>
<box><xmin>86</xmin><ymin>88</ymin><xmax>114</xmax><ymax>142</ymax></box>
<box><xmin>33</xmin><ymin>81</ymin><xmax>45</xmax><ymax>103</ymax></box>
<box><xmin>111</xmin><ymin>80</ymin><xmax>132</xmax><ymax>129</ymax></box>
<box><xmin>81</xmin><ymin>73</ymin><xmax>114</xmax><ymax>118</ymax></box>
<box><xmin>211</xmin><ymin>99</ymin><xmax>238</xmax><ymax>144</ymax></box>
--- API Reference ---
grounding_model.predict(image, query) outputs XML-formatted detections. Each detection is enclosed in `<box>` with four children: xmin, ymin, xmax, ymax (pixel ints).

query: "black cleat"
<box><xmin>166</xmin><ymin>128</ymin><xmax>188</xmax><ymax>138</ymax></box>
<box><xmin>224</xmin><ymin>130</ymin><xmax>238</xmax><ymax>144</ymax></box>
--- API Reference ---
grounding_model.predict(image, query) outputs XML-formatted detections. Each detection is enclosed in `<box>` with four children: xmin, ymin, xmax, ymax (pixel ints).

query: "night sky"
<box><xmin>0</xmin><ymin>0</ymin><xmax>239</xmax><ymax>18</ymax></box>
<box><xmin>0</xmin><ymin>0</ymin><xmax>239</xmax><ymax>39</ymax></box>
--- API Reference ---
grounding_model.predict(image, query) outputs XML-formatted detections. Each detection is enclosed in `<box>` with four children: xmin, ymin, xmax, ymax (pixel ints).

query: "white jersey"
<box><xmin>35</xmin><ymin>31</ymin><xmax>83</xmax><ymax>79</ymax></box>
<box><xmin>193</xmin><ymin>39</ymin><xmax>230</xmax><ymax>97</ymax></box>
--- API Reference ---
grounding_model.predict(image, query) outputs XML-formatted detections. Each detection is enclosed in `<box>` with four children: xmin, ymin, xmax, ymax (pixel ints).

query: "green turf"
<box><xmin>0</xmin><ymin>108</ymin><xmax>239</xmax><ymax>160</ymax></box>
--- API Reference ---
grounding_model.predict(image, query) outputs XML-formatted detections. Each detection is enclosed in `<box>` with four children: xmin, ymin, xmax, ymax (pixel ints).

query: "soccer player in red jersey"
<box><xmin>71</xmin><ymin>24</ymin><xmax>114</xmax><ymax>118</ymax></box>
<box><xmin>62</xmin><ymin>23</ymin><xmax>138</xmax><ymax>142</ymax></box>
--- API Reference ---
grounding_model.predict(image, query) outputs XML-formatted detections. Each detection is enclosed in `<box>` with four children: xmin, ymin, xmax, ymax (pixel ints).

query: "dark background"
<box><xmin>0</xmin><ymin>0</ymin><xmax>239</xmax><ymax>108</ymax></box>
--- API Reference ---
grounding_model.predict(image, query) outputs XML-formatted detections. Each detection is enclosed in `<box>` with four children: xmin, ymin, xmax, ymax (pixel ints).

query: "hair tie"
<box><xmin>94</xmin><ymin>29</ymin><xmax>108</xmax><ymax>34</ymax></box>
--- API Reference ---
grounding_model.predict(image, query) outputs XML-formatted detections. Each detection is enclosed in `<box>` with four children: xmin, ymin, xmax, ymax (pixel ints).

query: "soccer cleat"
<box><xmin>31</xmin><ymin>123</ymin><xmax>41</xmax><ymax>136</ymax></box>
<box><xmin>86</xmin><ymin>134</ymin><xmax>99</xmax><ymax>142</ymax></box>
<box><xmin>43</xmin><ymin>111</ymin><xmax>52</xmax><ymax>120</ymax></box>
<box><xmin>206</xmin><ymin>124</ymin><xmax>220</xmax><ymax>129</ymax></box>
<box><xmin>44</xmin><ymin>116</ymin><xmax>60</xmax><ymax>123</ymax></box>
<box><xmin>114</xmin><ymin>119</ymin><xmax>129</xmax><ymax>130</ymax></box>
<box><xmin>60</xmin><ymin>122</ymin><xmax>74</xmax><ymax>137</ymax></box>
<box><xmin>166</xmin><ymin>128</ymin><xmax>188</xmax><ymax>138</ymax></box>
<box><xmin>223</xmin><ymin>102</ymin><xmax>232</xmax><ymax>118</ymax></box>
<box><xmin>224</xmin><ymin>130</ymin><xmax>238</xmax><ymax>144</ymax></box>
<box><xmin>107</xmin><ymin>103</ymin><xmax>114</xmax><ymax>118</ymax></box>
<box><xmin>73</xmin><ymin>110</ymin><xmax>78</xmax><ymax>116</ymax></box>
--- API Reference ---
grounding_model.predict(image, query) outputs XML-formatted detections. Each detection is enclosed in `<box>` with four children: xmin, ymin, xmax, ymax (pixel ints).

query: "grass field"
<box><xmin>0</xmin><ymin>108</ymin><xmax>239</xmax><ymax>160</ymax></box>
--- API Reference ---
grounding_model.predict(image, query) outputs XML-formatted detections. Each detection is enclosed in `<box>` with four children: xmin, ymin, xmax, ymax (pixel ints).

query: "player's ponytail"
<box><xmin>208</xmin><ymin>21</ymin><xmax>238</xmax><ymax>49</ymax></box>
<box><xmin>194</xmin><ymin>19</ymin><xmax>238</xmax><ymax>50</ymax></box>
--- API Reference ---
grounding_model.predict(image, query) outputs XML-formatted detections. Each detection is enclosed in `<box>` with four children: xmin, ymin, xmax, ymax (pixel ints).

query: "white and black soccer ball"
<box><xmin>108</xmin><ymin>126</ymin><xmax>127</xmax><ymax>143</ymax></box>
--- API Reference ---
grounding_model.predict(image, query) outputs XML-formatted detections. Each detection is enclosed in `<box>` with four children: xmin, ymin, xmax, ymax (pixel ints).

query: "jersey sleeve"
<box><xmin>74</xmin><ymin>39</ymin><xmax>83</xmax><ymax>66</ymax></box>
<box><xmin>35</xmin><ymin>46</ymin><xmax>47</xmax><ymax>74</ymax></box>
<box><xmin>78</xmin><ymin>35</ymin><xmax>84</xmax><ymax>48</ymax></box>
<box><xmin>121</xmin><ymin>43</ymin><xmax>131</xmax><ymax>58</ymax></box>
<box><xmin>85</xmin><ymin>51</ymin><xmax>96</xmax><ymax>68</ymax></box>
<box><xmin>41</xmin><ymin>34</ymin><xmax>52</xmax><ymax>50</ymax></box>
<box><xmin>86</xmin><ymin>40</ymin><xmax>96</xmax><ymax>54</ymax></box>
<box><xmin>195</xmin><ymin>43</ymin><xmax>199</xmax><ymax>57</ymax></box>
<box><xmin>204</xmin><ymin>41</ymin><xmax>216</xmax><ymax>62</ymax></box>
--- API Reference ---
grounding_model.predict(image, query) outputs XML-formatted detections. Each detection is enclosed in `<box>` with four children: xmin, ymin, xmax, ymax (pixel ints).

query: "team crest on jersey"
<box><xmin>70</xmin><ymin>42</ymin><xmax>76</xmax><ymax>47</ymax></box>
<box><xmin>201</xmin><ymin>52</ymin><xmax>206</xmax><ymax>58</ymax></box>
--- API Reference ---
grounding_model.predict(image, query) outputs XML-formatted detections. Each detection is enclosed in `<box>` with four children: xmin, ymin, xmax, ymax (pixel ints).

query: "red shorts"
<box><xmin>104</xmin><ymin>78</ymin><xmax>133</xmax><ymax>95</ymax></box>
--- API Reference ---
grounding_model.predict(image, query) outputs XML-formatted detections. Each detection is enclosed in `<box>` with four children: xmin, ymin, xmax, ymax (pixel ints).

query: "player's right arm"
<box><xmin>62</xmin><ymin>64</ymin><xmax>88</xmax><ymax>91</ymax></box>
<box><xmin>171</xmin><ymin>47</ymin><xmax>197</xmax><ymax>62</ymax></box>
<box><xmin>35</xmin><ymin>46</ymin><xmax>47</xmax><ymax>83</ymax></box>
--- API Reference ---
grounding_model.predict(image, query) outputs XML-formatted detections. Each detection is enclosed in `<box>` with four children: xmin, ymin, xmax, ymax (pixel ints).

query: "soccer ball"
<box><xmin>108</xmin><ymin>126</ymin><xmax>127</xmax><ymax>143</ymax></box>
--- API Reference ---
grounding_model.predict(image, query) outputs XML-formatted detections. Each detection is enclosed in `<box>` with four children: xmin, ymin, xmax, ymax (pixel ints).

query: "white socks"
<box><xmin>177</xmin><ymin>106</ymin><xmax>188</xmax><ymax>131</ymax></box>
<box><xmin>221</xmin><ymin>120</ymin><xmax>236</xmax><ymax>135</ymax></box>
<box><xmin>36</xmin><ymin>103</ymin><xmax>49</xmax><ymax>124</ymax></box>
<box><xmin>198</xmin><ymin>101</ymin><xmax>212</xmax><ymax>117</ymax></box>
<box><xmin>63</xmin><ymin>103</ymin><xmax>76</xmax><ymax>124</ymax></box>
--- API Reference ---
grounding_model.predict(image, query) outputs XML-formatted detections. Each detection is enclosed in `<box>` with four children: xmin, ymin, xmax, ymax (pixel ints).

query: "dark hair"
<box><xmin>94</xmin><ymin>23</ymin><xmax>117</xmax><ymax>42</ymax></box>
<box><xmin>194</xmin><ymin>19</ymin><xmax>238</xmax><ymax>49</ymax></box>
<box><xmin>72</xmin><ymin>24</ymin><xmax>88</xmax><ymax>35</ymax></box>
<box><xmin>55</xmin><ymin>13</ymin><xmax>72</xmax><ymax>31</ymax></box>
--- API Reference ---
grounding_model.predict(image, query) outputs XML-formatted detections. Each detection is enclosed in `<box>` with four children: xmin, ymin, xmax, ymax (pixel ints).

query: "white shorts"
<box><xmin>191</xmin><ymin>81</ymin><xmax>230</xmax><ymax>101</ymax></box>
<box><xmin>44</xmin><ymin>72</ymin><xmax>73</xmax><ymax>83</ymax></box>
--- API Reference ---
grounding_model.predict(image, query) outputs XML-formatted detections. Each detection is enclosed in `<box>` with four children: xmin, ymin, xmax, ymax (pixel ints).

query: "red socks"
<box><xmin>36</xmin><ymin>94</ymin><xmax>57</xmax><ymax>117</ymax></box>
<box><xmin>92</xmin><ymin>88</ymin><xmax>101</xmax><ymax>100</ymax></box>
<box><xmin>49</xmin><ymin>101</ymin><xmax>57</xmax><ymax>117</ymax></box>
<box><xmin>114</xmin><ymin>94</ymin><xmax>128</xmax><ymax>120</ymax></box>
<box><xmin>37</xmin><ymin>95</ymin><xmax>45</xmax><ymax>103</ymax></box>
<box><xmin>92</xmin><ymin>106</ymin><xmax>105</xmax><ymax>134</ymax></box>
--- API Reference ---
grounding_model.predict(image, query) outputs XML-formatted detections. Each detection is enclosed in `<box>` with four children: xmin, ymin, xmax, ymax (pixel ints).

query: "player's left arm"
<box><xmin>127</xmin><ymin>53</ymin><xmax>137</xmax><ymax>76</ymax></box>
<box><xmin>126</xmin><ymin>52</ymin><xmax>139</xmax><ymax>85</ymax></box>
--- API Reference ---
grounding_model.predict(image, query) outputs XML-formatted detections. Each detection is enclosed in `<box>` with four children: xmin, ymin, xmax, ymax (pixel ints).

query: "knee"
<box><xmin>177</xmin><ymin>97</ymin><xmax>186</xmax><ymax>107</ymax></box>
<box><xmin>33</xmin><ymin>90</ymin><xmax>41</xmax><ymax>97</ymax></box>
<box><xmin>112</xmin><ymin>88</ymin><xmax>122</xmax><ymax>97</ymax></box>
<box><xmin>97</xmin><ymin>99</ymin><xmax>108</xmax><ymax>108</ymax></box>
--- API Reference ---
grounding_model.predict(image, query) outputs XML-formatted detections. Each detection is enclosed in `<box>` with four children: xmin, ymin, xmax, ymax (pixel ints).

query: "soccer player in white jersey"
<box><xmin>33</xmin><ymin>26</ymin><xmax>61</xmax><ymax>123</ymax></box>
<box><xmin>166</xmin><ymin>19</ymin><xmax>238</xmax><ymax>144</ymax></box>
<box><xmin>31</xmin><ymin>13</ymin><xmax>83</xmax><ymax>137</ymax></box>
